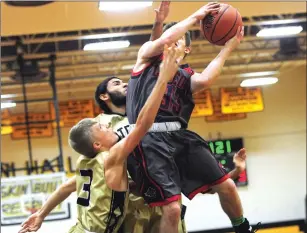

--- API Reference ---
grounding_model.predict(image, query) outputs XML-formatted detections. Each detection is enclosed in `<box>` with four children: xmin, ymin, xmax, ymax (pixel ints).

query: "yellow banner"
<box><xmin>206</xmin><ymin>98</ymin><xmax>247</xmax><ymax>122</ymax></box>
<box><xmin>1</xmin><ymin>126</ymin><xmax>13</xmax><ymax>135</ymax></box>
<box><xmin>1</xmin><ymin>117</ymin><xmax>12</xmax><ymax>135</ymax></box>
<box><xmin>221</xmin><ymin>87</ymin><xmax>264</xmax><ymax>114</ymax></box>
<box><xmin>191</xmin><ymin>90</ymin><xmax>214</xmax><ymax>117</ymax></box>
<box><xmin>50</xmin><ymin>100</ymin><xmax>95</xmax><ymax>127</ymax></box>
<box><xmin>10</xmin><ymin>113</ymin><xmax>53</xmax><ymax>139</ymax></box>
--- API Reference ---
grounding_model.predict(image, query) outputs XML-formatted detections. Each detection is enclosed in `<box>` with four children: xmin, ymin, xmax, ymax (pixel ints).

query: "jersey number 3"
<box><xmin>77</xmin><ymin>169</ymin><xmax>93</xmax><ymax>207</ymax></box>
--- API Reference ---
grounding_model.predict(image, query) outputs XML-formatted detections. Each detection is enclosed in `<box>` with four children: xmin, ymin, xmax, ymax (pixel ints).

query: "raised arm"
<box><xmin>149</xmin><ymin>1</ymin><xmax>170</xmax><ymax>41</ymax></box>
<box><xmin>19</xmin><ymin>176</ymin><xmax>76</xmax><ymax>233</ymax></box>
<box><xmin>137</xmin><ymin>2</ymin><xmax>220</xmax><ymax>61</ymax></box>
<box><xmin>191</xmin><ymin>26</ymin><xmax>244</xmax><ymax>93</ymax></box>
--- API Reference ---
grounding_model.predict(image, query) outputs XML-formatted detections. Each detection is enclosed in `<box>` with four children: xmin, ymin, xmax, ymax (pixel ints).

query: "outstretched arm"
<box><xmin>18</xmin><ymin>176</ymin><xmax>76</xmax><ymax>233</ymax></box>
<box><xmin>191</xmin><ymin>26</ymin><xmax>244</xmax><ymax>93</ymax></box>
<box><xmin>149</xmin><ymin>1</ymin><xmax>170</xmax><ymax>41</ymax></box>
<box><xmin>137</xmin><ymin>2</ymin><xmax>220</xmax><ymax>61</ymax></box>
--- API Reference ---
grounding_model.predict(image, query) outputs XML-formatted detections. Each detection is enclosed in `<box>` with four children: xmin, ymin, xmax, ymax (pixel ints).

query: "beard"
<box><xmin>107</xmin><ymin>90</ymin><xmax>126</xmax><ymax>107</ymax></box>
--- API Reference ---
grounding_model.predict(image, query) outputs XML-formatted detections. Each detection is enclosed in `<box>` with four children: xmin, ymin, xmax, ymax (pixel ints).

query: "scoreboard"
<box><xmin>208</xmin><ymin>138</ymin><xmax>248</xmax><ymax>186</ymax></box>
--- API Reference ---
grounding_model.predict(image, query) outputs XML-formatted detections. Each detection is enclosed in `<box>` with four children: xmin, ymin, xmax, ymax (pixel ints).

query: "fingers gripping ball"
<box><xmin>200</xmin><ymin>3</ymin><xmax>243</xmax><ymax>46</ymax></box>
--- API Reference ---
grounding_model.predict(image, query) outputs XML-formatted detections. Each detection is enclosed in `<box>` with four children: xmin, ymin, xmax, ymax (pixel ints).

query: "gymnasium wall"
<box><xmin>1</xmin><ymin>65</ymin><xmax>306</xmax><ymax>232</ymax></box>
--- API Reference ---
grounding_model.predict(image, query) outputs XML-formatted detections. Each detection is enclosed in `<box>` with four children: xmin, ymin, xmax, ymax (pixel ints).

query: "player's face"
<box><xmin>91</xmin><ymin>122</ymin><xmax>118</xmax><ymax>150</ymax></box>
<box><xmin>107</xmin><ymin>78</ymin><xmax>127</xmax><ymax>106</ymax></box>
<box><xmin>175</xmin><ymin>36</ymin><xmax>191</xmax><ymax>59</ymax></box>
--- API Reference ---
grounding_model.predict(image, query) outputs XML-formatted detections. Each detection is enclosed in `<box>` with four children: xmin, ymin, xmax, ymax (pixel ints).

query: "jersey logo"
<box><xmin>144</xmin><ymin>187</ymin><xmax>156</xmax><ymax>199</ymax></box>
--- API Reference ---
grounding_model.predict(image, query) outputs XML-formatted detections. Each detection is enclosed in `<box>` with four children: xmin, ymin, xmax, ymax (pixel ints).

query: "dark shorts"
<box><xmin>128</xmin><ymin>130</ymin><xmax>229</xmax><ymax>207</ymax></box>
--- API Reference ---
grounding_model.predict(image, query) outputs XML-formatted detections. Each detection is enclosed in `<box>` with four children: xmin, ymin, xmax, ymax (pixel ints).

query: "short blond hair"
<box><xmin>68</xmin><ymin>118</ymin><xmax>97</xmax><ymax>158</ymax></box>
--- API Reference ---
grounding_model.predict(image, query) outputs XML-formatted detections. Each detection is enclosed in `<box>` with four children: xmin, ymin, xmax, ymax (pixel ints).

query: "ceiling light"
<box><xmin>1</xmin><ymin>102</ymin><xmax>16</xmax><ymax>109</ymax></box>
<box><xmin>83</xmin><ymin>41</ymin><xmax>130</xmax><ymax>51</ymax></box>
<box><xmin>240</xmin><ymin>77</ymin><xmax>278</xmax><ymax>87</ymax></box>
<box><xmin>99</xmin><ymin>2</ymin><xmax>153</xmax><ymax>12</ymax></box>
<box><xmin>256</xmin><ymin>26</ymin><xmax>303</xmax><ymax>37</ymax></box>
<box><xmin>1</xmin><ymin>94</ymin><xmax>17</xmax><ymax>99</ymax></box>
<box><xmin>238</xmin><ymin>71</ymin><xmax>278</xmax><ymax>78</ymax></box>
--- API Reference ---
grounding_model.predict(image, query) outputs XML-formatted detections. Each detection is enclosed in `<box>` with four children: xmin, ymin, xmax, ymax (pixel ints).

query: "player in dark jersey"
<box><xmin>126</xmin><ymin>2</ymin><xmax>259</xmax><ymax>233</ymax></box>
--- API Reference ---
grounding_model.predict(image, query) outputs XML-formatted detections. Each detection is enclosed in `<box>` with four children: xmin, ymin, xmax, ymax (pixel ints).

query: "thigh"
<box><xmin>175</xmin><ymin>130</ymin><xmax>229</xmax><ymax>199</ymax></box>
<box><xmin>132</xmin><ymin>132</ymin><xmax>182</xmax><ymax>206</ymax></box>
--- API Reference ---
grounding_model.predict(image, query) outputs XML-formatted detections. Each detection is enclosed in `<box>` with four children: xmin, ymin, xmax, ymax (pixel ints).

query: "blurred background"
<box><xmin>1</xmin><ymin>1</ymin><xmax>306</xmax><ymax>233</ymax></box>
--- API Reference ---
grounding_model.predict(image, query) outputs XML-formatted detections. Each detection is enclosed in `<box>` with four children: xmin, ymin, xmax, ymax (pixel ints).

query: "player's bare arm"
<box><xmin>18</xmin><ymin>176</ymin><xmax>76</xmax><ymax>233</ymax></box>
<box><xmin>104</xmin><ymin>44</ymin><xmax>181</xmax><ymax>191</ymax></box>
<box><xmin>150</xmin><ymin>1</ymin><xmax>170</xmax><ymax>41</ymax></box>
<box><xmin>134</xmin><ymin>2</ymin><xmax>220</xmax><ymax>72</ymax></box>
<box><xmin>190</xmin><ymin>26</ymin><xmax>244</xmax><ymax>93</ymax></box>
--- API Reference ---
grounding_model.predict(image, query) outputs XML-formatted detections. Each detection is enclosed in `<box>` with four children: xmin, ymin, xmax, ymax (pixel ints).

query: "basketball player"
<box><xmin>126</xmin><ymin>2</ymin><xmax>259</xmax><ymax>233</ymax></box>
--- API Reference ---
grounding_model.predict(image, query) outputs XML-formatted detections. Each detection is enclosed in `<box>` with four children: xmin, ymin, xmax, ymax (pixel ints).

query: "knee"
<box><xmin>162</xmin><ymin>202</ymin><xmax>181</xmax><ymax>223</ymax></box>
<box><xmin>212</xmin><ymin>178</ymin><xmax>237</xmax><ymax>194</ymax></box>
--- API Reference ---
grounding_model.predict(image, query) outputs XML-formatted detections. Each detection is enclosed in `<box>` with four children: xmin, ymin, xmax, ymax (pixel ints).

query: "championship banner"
<box><xmin>191</xmin><ymin>90</ymin><xmax>214</xmax><ymax>117</ymax></box>
<box><xmin>206</xmin><ymin>97</ymin><xmax>247</xmax><ymax>122</ymax></box>
<box><xmin>50</xmin><ymin>100</ymin><xmax>95</xmax><ymax>127</ymax></box>
<box><xmin>1</xmin><ymin>109</ymin><xmax>12</xmax><ymax>135</ymax></box>
<box><xmin>10</xmin><ymin>113</ymin><xmax>53</xmax><ymax>139</ymax></box>
<box><xmin>1</xmin><ymin>172</ymin><xmax>70</xmax><ymax>225</ymax></box>
<box><xmin>221</xmin><ymin>87</ymin><xmax>264</xmax><ymax>114</ymax></box>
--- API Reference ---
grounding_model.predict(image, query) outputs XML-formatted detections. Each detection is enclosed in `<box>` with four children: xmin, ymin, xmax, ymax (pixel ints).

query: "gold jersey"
<box><xmin>75</xmin><ymin>113</ymin><xmax>130</xmax><ymax>233</ymax></box>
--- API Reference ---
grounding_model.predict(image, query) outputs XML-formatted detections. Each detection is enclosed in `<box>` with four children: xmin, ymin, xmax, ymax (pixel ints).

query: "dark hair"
<box><xmin>95</xmin><ymin>77</ymin><xmax>118</xmax><ymax>113</ymax></box>
<box><xmin>68</xmin><ymin>118</ymin><xmax>97</xmax><ymax>158</ymax></box>
<box><xmin>163</xmin><ymin>22</ymin><xmax>191</xmax><ymax>47</ymax></box>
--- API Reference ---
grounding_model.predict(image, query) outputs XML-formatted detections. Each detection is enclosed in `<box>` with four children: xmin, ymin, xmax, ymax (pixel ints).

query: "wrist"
<box><xmin>235</xmin><ymin>165</ymin><xmax>244</xmax><ymax>173</ymax></box>
<box><xmin>154</xmin><ymin>20</ymin><xmax>164</xmax><ymax>25</ymax></box>
<box><xmin>38</xmin><ymin>209</ymin><xmax>47</xmax><ymax>219</ymax></box>
<box><xmin>187</xmin><ymin>14</ymin><xmax>199</xmax><ymax>24</ymax></box>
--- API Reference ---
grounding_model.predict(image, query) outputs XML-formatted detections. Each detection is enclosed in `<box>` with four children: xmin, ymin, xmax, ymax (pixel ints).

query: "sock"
<box><xmin>231</xmin><ymin>216</ymin><xmax>245</xmax><ymax>226</ymax></box>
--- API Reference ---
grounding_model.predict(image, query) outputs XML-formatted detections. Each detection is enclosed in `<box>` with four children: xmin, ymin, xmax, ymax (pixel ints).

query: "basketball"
<box><xmin>200</xmin><ymin>3</ymin><xmax>243</xmax><ymax>46</ymax></box>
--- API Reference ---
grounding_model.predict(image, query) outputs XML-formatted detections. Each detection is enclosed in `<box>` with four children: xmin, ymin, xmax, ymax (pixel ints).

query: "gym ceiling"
<box><xmin>1</xmin><ymin>1</ymin><xmax>306</xmax><ymax>114</ymax></box>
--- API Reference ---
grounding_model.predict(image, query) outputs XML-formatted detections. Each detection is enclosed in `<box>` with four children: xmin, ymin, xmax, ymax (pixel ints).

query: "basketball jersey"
<box><xmin>126</xmin><ymin>56</ymin><xmax>195</xmax><ymax>128</ymax></box>
<box><xmin>75</xmin><ymin>113</ymin><xmax>130</xmax><ymax>233</ymax></box>
<box><xmin>95</xmin><ymin>113</ymin><xmax>130</xmax><ymax>140</ymax></box>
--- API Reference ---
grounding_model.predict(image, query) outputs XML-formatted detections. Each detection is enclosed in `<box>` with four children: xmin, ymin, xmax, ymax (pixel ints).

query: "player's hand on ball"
<box><xmin>19</xmin><ymin>212</ymin><xmax>44</xmax><ymax>233</ymax></box>
<box><xmin>233</xmin><ymin>148</ymin><xmax>247</xmax><ymax>172</ymax></box>
<box><xmin>160</xmin><ymin>44</ymin><xmax>181</xmax><ymax>82</ymax></box>
<box><xmin>192</xmin><ymin>2</ymin><xmax>220</xmax><ymax>21</ymax></box>
<box><xmin>225</xmin><ymin>26</ymin><xmax>244</xmax><ymax>50</ymax></box>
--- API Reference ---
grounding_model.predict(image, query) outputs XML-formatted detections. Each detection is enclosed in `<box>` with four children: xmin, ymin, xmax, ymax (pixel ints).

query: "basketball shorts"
<box><xmin>68</xmin><ymin>223</ymin><xmax>90</xmax><ymax>233</ymax></box>
<box><xmin>129</xmin><ymin>129</ymin><xmax>229</xmax><ymax>206</ymax></box>
<box><xmin>122</xmin><ymin>192</ymin><xmax>187</xmax><ymax>233</ymax></box>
